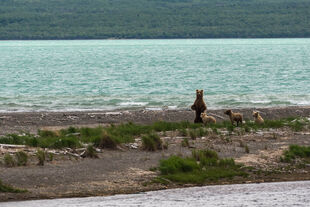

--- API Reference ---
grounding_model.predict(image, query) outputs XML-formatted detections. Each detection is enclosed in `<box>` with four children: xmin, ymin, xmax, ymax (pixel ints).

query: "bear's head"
<box><xmin>252</xmin><ymin>111</ymin><xmax>259</xmax><ymax>118</ymax></box>
<box><xmin>224</xmin><ymin>109</ymin><xmax>232</xmax><ymax>116</ymax></box>
<box><xmin>200</xmin><ymin>112</ymin><xmax>207</xmax><ymax>118</ymax></box>
<box><xmin>196</xmin><ymin>89</ymin><xmax>204</xmax><ymax>99</ymax></box>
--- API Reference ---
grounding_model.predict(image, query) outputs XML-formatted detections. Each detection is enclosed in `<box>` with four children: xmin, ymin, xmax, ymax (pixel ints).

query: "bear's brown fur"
<box><xmin>224</xmin><ymin>109</ymin><xmax>243</xmax><ymax>126</ymax></box>
<box><xmin>253</xmin><ymin>111</ymin><xmax>264</xmax><ymax>124</ymax></box>
<box><xmin>191</xmin><ymin>89</ymin><xmax>207</xmax><ymax>123</ymax></box>
<box><xmin>200</xmin><ymin>112</ymin><xmax>216</xmax><ymax>125</ymax></box>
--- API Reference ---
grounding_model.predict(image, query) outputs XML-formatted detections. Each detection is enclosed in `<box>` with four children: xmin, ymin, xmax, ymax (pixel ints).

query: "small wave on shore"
<box><xmin>0</xmin><ymin>93</ymin><xmax>309</xmax><ymax>112</ymax></box>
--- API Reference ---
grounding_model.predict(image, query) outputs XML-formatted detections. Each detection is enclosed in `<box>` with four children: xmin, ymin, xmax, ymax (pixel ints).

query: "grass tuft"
<box><xmin>4</xmin><ymin>153</ymin><xmax>16</xmax><ymax>167</ymax></box>
<box><xmin>181</xmin><ymin>138</ymin><xmax>190</xmax><ymax>148</ymax></box>
<box><xmin>142</xmin><ymin>133</ymin><xmax>163</xmax><ymax>151</ymax></box>
<box><xmin>0</xmin><ymin>179</ymin><xmax>27</xmax><ymax>193</ymax></box>
<box><xmin>83</xmin><ymin>145</ymin><xmax>99</xmax><ymax>158</ymax></box>
<box><xmin>192</xmin><ymin>149</ymin><xmax>218</xmax><ymax>161</ymax></box>
<box><xmin>281</xmin><ymin>145</ymin><xmax>310</xmax><ymax>162</ymax></box>
<box><xmin>157</xmin><ymin>150</ymin><xmax>246</xmax><ymax>184</ymax></box>
<box><xmin>36</xmin><ymin>150</ymin><xmax>45</xmax><ymax>166</ymax></box>
<box><xmin>15</xmin><ymin>151</ymin><xmax>28</xmax><ymax>166</ymax></box>
<box><xmin>189</xmin><ymin>129</ymin><xmax>197</xmax><ymax>140</ymax></box>
<box><xmin>159</xmin><ymin>156</ymin><xmax>199</xmax><ymax>175</ymax></box>
<box><xmin>93</xmin><ymin>132</ymin><xmax>118</xmax><ymax>149</ymax></box>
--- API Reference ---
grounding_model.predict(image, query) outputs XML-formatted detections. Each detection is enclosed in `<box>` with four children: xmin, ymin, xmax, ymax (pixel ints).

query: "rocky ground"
<box><xmin>0</xmin><ymin>106</ymin><xmax>310</xmax><ymax>202</ymax></box>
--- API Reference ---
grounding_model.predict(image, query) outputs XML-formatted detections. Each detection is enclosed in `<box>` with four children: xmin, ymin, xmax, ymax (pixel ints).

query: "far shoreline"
<box><xmin>1</xmin><ymin>37</ymin><xmax>310</xmax><ymax>41</ymax></box>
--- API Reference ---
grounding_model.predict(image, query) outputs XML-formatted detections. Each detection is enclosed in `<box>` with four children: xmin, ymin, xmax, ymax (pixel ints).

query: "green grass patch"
<box><xmin>0</xmin><ymin>179</ymin><xmax>27</xmax><ymax>193</ymax></box>
<box><xmin>83</xmin><ymin>145</ymin><xmax>99</xmax><ymax>158</ymax></box>
<box><xmin>181</xmin><ymin>138</ymin><xmax>190</xmax><ymax>148</ymax></box>
<box><xmin>142</xmin><ymin>133</ymin><xmax>163</xmax><ymax>151</ymax></box>
<box><xmin>240</xmin><ymin>117</ymin><xmax>308</xmax><ymax>132</ymax></box>
<box><xmin>15</xmin><ymin>151</ymin><xmax>28</xmax><ymax>166</ymax></box>
<box><xmin>192</xmin><ymin>149</ymin><xmax>219</xmax><ymax>161</ymax></box>
<box><xmin>93</xmin><ymin>132</ymin><xmax>118</xmax><ymax>149</ymax></box>
<box><xmin>36</xmin><ymin>150</ymin><xmax>45</xmax><ymax>166</ymax></box>
<box><xmin>159</xmin><ymin>156</ymin><xmax>200</xmax><ymax>175</ymax></box>
<box><xmin>4</xmin><ymin>153</ymin><xmax>16</xmax><ymax>167</ymax></box>
<box><xmin>157</xmin><ymin>150</ymin><xmax>246</xmax><ymax>184</ymax></box>
<box><xmin>0</xmin><ymin>118</ymin><xmax>308</xmax><ymax>150</ymax></box>
<box><xmin>281</xmin><ymin>145</ymin><xmax>310</xmax><ymax>162</ymax></box>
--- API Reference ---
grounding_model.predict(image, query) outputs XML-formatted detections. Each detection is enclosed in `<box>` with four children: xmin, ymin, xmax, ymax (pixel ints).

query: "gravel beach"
<box><xmin>1</xmin><ymin>106</ymin><xmax>310</xmax><ymax>202</ymax></box>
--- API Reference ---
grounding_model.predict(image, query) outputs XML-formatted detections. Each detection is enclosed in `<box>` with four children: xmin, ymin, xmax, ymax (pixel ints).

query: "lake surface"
<box><xmin>0</xmin><ymin>39</ymin><xmax>310</xmax><ymax>112</ymax></box>
<box><xmin>2</xmin><ymin>181</ymin><xmax>310</xmax><ymax>207</ymax></box>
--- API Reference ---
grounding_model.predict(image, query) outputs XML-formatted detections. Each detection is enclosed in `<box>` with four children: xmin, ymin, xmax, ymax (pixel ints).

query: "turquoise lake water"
<box><xmin>0</xmin><ymin>39</ymin><xmax>309</xmax><ymax>112</ymax></box>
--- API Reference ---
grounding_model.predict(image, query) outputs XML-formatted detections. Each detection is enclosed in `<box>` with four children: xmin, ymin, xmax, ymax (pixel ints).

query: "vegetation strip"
<box><xmin>281</xmin><ymin>145</ymin><xmax>310</xmax><ymax>163</ymax></box>
<box><xmin>0</xmin><ymin>179</ymin><xmax>27</xmax><ymax>193</ymax></box>
<box><xmin>0</xmin><ymin>117</ymin><xmax>308</xmax><ymax>149</ymax></box>
<box><xmin>155</xmin><ymin>150</ymin><xmax>247</xmax><ymax>184</ymax></box>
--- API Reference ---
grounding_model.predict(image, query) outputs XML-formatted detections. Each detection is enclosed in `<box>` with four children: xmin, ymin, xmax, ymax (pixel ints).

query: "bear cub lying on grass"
<box><xmin>253</xmin><ymin>111</ymin><xmax>264</xmax><ymax>124</ymax></box>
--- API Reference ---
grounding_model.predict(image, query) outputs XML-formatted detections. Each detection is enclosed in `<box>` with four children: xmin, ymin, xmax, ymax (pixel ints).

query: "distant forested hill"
<box><xmin>0</xmin><ymin>0</ymin><xmax>310</xmax><ymax>39</ymax></box>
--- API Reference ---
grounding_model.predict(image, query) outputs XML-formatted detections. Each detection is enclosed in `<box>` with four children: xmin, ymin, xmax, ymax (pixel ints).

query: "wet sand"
<box><xmin>0</xmin><ymin>106</ymin><xmax>310</xmax><ymax>202</ymax></box>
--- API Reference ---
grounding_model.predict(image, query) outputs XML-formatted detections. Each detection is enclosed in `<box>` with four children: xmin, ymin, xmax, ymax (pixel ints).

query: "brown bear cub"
<box><xmin>224</xmin><ymin>109</ymin><xmax>243</xmax><ymax>126</ymax></box>
<box><xmin>200</xmin><ymin>112</ymin><xmax>216</xmax><ymax>125</ymax></box>
<box><xmin>252</xmin><ymin>111</ymin><xmax>264</xmax><ymax>124</ymax></box>
<box><xmin>191</xmin><ymin>89</ymin><xmax>207</xmax><ymax>123</ymax></box>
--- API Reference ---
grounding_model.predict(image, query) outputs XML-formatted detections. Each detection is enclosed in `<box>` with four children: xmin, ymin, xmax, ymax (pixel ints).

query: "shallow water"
<box><xmin>1</xmin><ymin>39</ymin><xmax>310</xmax><ymax>112</ymax></box>
<box><xmin>2</xmin><ymin>181</ymin><xmax>310</xmax><ymax>207</ymax></box>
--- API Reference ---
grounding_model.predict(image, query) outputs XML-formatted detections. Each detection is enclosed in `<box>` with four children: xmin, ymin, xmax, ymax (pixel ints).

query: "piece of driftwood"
<box><xmin>0</xmin><ymin>144</ymin><xmax>27</xmax><ymax>148</ymax></box>
<box><xmin>64</xmin><ymin>151</ymin><xmax>81</xmax><ymax>158</ymax></box>
<box><xmin>208</xmin><ymin>113</ymin><xmax>225</xmax><ymax>120</ymax></box>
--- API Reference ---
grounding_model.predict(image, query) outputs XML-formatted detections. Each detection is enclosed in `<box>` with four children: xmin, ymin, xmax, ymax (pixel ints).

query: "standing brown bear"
<box><xmin>191</xmin><ymin>89</ymin><xmax>207</xmax><ymax>123</ymax></box>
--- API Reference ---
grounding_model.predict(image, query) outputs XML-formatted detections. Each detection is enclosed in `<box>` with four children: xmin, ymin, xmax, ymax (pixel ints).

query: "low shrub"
<box><xmin>36</xmin><ymin>150</ymin><xmax>45</xmax><ymax>166</ymax></box>
<box><xmin>38</xmin><ymin>130</ymin><xmax>57</xmax><ymax>138</ymax></box>
<box><xmin>179</xmin><ymin>128</ymin><xmax>188</xmax><ymax>137</ymax></box>
<box><xmin>157</xmin><ymin>149</ymin><xmax>246</xmax><ymax>184</ymax></box>
<box><xmin>159</xmin><ymin>156</ymin><xmax>199</xmax><ymax>175</ymax></box>
<box><xmin>181</xmin><ymin>138</ymin><xmax>190</xmax><ymax>147</ymax></box>
<box><xmin>142</xmin><ymin>133</ymin><xmax>162</xmax><ymax>151</ymax></box>
<box><xmin>218</xmin><ymin>158</ymin><xmax>236</xmax><ymax>167</ymax></box>
<box><xmin>93</xmin><ymin>132</ymin><xmax>118</xmax><ymax>149</ymax></box>
<box><xmin>192</xmin><ymin>149</ymin><xmax>218</xmax><ymax>161</ymax></box>
<box><xmin>189</xmin><ymin>129</ymin><xmax>197</xmax><ymax>140</ymax></box>
<box><xmin>281</xmin><ymin>145</ymin><xmax>310</xmax><ymax>162</ymax></box>
<box><xmin>200</xmin><ymin>157</ymin><xmax>217</xmax><ymax>167</ymax></box>
<box><xmin>15</xmin><ymin>151</ymin><xmax>28</xmax><ymax>166</ymax></box>
<box><xmin>49</xmin><ymin>137</ymin><xmax>81</xmax><ymax>149</ymax></box>
<box><xmin>84</xmin><ymin>145</ymin><xmax>99</xmax><ymax>158</ymax></box>
<box><xmin>4</xmin><ymin>153</ymin><xmax>15</xmax><ymax>167</ymax></box>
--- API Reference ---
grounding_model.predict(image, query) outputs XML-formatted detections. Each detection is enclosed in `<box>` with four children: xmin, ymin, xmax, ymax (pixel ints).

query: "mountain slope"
<box><xmin>0</xmin><ymin>0</ymin><xmax>309</xmax><ymax>39</ymax></box>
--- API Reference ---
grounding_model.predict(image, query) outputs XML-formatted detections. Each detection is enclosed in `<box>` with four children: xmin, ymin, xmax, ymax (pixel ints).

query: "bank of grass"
<box><xmin>281</xmin><ymin>145</ymin><xmax>310</xmax><ymax>163</ymax></box>
<box><xmin>142</xmin><ymin>133</ymin><xmax>163</xmax><ymax>151</ymax></box>
<box><xmin>0</xmin><ymin>117</ymin><xmax>308</xmax><ymax>149</ymax></box>
<box><xmin>0</xmin><ymin>179</ymin><xmax>27</xmax><ymax>193</ymax></box>
<box><xmin>157</xmin><ymin>150</ymin><xmax>247</xmax><ymax>184</ymax></box>
<box><xmin>0</xmin><ymin>121</ymin><xmax>201</xmax><ymax>149</ymax></box>
<box><xmin>213</xmin><ymin>117</ymin><xmax>308</xmax><ymax>132</ymax></box>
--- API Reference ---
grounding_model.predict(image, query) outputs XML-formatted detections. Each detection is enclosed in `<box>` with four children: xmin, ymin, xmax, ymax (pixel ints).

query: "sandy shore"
<box><xmin>0</xmin><ymin>106</ymin><xmax>310</xmax><ymax>202</ymax></box>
